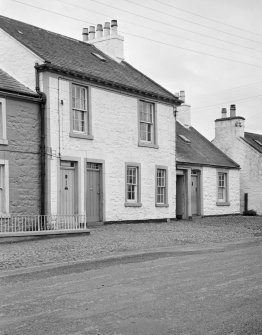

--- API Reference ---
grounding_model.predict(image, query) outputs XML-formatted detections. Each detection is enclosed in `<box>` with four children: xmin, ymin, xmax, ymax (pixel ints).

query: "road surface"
<box><xmin>0</xmin><ymin>241</ymin><xmax>262</xmax><ymax>334</ymax></box>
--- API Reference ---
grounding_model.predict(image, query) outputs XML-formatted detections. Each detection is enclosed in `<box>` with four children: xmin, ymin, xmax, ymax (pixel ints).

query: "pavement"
<box><xmin>0</xmin><ymin>237</ymin><xmax>261</xmax><ymax>335</ymax></box>
<box><xmin>1</xmin><ymin>216</ymin><xmax>262</xmax><ymax>271</ymax></box>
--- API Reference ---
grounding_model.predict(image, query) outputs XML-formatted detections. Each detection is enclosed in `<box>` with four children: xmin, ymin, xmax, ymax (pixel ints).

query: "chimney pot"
<box><xmin>221</xmin><ymin>107</ymin><xmax>227</xmax><ymax>118</ymax></box>
<box><xmin>111</xmin><ymin>19</ymin><xmax>118</xmax><ymax>35</ymax></box>
<box><xmin>89</xmin><ymin>26</ymin><xmax>95</xmax><ymax>40</ymax></box>
<box><xmin>230</xmin><ymin>104</ymin><xmax>236</xmax><ymax>117</ymax></box>
<box><xmin>179</xmin><ymin>90</ymin><xmax>185</xmax><ymax>103</ymax></box>
<box><xmin>104</xmin><ymin>21</ymin><xmax>110</xmax><ymax>36</ymax></box>
<box><xmin>96</xmin><ymin>24</ymin><xmax>103</xmax><ymax>38</ymax></box>
<box><xmin>82</xmin><ymin>28</ymin><xmax>89</xmax><ymax>42</ymax></box>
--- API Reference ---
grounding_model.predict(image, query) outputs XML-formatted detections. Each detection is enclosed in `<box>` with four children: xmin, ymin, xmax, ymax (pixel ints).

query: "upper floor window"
<box><xmin>70</xmin><ymin>84</ymin><xmax>93</xmax><ymax>140</ymax></box>
<box><xmin>0</xmin><ymin>98</ymin><xmax>8</xmax><ymax>145</ymax></box>
<box><xmin>138</xmin><ymin>100</ymin><xmax>158</xmax><ymax>148</ymax></box>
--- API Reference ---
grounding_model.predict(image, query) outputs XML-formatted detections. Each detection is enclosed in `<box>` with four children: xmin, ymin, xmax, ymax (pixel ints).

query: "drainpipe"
<box><xmin>35</xmin><ymin>64</ymin><xmax>46</xmax><ymax>217</ymax></box>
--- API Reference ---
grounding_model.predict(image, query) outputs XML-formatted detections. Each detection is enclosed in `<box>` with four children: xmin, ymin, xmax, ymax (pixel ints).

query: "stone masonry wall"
<box><xmin>202</xmin><ymin>167</ymin><xmax>240</xmax><ymax>216</ymax></box>
<box><xmin>0</xmin><ymin>96</ymin><xmax>41</xmax><ymax>215</ymax></box>
<box><xmin>47</xmin><ymin>74</ymin><xmax>176</xmax><ymax>221</ymax></box>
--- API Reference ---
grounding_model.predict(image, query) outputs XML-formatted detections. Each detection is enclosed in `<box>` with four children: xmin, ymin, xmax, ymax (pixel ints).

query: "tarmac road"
<box><xmin>0</xmin><ymin>240</ymin><xmax>262</xmax><ymax>335</ymax></box>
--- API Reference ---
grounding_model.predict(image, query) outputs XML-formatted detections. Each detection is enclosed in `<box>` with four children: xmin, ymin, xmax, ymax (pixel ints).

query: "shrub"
<box><xmin>243</xmin><ymin>209</ymin><xmax>257</xmax><ymax>216</ymax></box>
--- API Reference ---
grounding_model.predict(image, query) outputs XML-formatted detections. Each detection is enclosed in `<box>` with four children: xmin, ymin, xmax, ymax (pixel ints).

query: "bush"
<box><xmin>243</xmin><ymin>209</ymin><xmax>257</xmax><ymax>216</ymax></box>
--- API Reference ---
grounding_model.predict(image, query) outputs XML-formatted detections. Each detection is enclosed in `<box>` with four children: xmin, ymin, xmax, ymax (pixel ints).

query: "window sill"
<box><xmin>216</xmin><ymin>201</ymin><xmax>230</xmax><ymax>206</ymax></box>
<box><xmin>69</xmin><ymin>132</ymin><xmax>94</xmax><ymax>140</ymax></box>
<box><xmin>125</xmin><ymin>202</ymin><xmax>142</xmax><ymax>207</ymax></box>
<box><xmin>0</xmin><ymin>213</ymin><xmax>10</xmax><ymax>218</ymax></box>
<box><xmin>138</xmin><ymin>141</ymin><xmax>159</xmax><ymax>149</ymax></box>
<box><xmin>0</xmin><ymin>139</ymin><xmax>8</xmax><ymax>145</ymax></box>
<box><xmin>155</xmin><ymin>203</ymin><xmax>169</xmax><ymax>207</ymax></box>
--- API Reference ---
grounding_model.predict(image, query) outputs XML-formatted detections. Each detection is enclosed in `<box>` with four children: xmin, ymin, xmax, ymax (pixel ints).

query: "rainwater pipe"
<box><xmin>35</xmin><ymin>63</ymin><xmax>47</xmax><ymax>217</ymax></box>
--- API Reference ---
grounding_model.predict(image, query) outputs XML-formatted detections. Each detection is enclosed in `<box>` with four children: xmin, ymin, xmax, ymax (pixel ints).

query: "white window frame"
<box><xmin>125</xmin><ymin>163</ymin><xmax>142</xmax><ymax>207</ymax></box>
<box><xmin>0</xmin><ymin>159</ymin><xmax>9</xmax><ymax>216</ymax></box>
<box><xmin>155</xmin><ymin>165</ymin><xmax>169</xmax><ymax>207</ymax></box>
<box><xmin>138</xmin><ymin>100</ymin><xmax>158</xmax><ymax>148</ymax></box>
<box><xmin>217</xmin><ymin>170</ymin><xmax>230</xmax><ymax>206</ymax></box>
<box><xmin>0</xmin><ymin>98</ymin><xmax>8</xmax><ymax>145</ymax></box>
<box><xmin>70</xmin><ymin>84</ymin><xmax>93</xmax><ymax>140</ymax></box>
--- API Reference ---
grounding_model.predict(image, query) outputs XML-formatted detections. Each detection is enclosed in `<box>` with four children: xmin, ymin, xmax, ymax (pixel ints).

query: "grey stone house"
<box><xmin>0</xmin><ymin>69</ymin><xmax>42</xmax><ymax>216</ymax></box>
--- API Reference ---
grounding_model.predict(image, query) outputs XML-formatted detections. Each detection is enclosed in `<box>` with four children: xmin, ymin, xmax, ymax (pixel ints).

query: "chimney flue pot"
<box><xmin>82</xmin><ymin>28</ymin><xmax>89</xmax><ymax>41</ymax></box>
<box><xmin>96</xmin><ymin>24</ymin><xmax>103</xmax><ymax>38</ymax></box>
<box><xmin>179</xmin><ymin>90</ymin><xmax>185</xmax><ymax>103</ymax></box>
<box><xmin>104</xmin><ymin>22</ymin><xmax>110</xmax><ymax>36</ymax></box>
<box><xmin>221</xmin><ymin>107</ymin><xmax>227</xmax><ymax>118</ymax></box>
<box><xmin>111</xmin><ymin>20</ymin><xmax>118</xmax><ymax>35</ymax></box>
<box><xmin>230</xmin><ymin>104</ymin><xmax>236</xmax><ymax>117</ymax></box>
<box><xmin>89</xmin><ymin>26</ymin><xmax>95</xmax><ymax>40</ymax></box>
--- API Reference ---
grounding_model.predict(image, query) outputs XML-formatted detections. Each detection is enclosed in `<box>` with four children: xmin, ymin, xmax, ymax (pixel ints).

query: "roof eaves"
<box><xmin>35</xmin><ymin>63</ymin><xmax>180</xmax><ymax>104</ymax></box>
<box><xmin>176</xmin><ymin>160</ymin><xmax>240</xmax><ymax>169</ymax></box>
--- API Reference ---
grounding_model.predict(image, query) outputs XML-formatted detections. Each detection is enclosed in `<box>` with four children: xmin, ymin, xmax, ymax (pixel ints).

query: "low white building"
<box><xmin>0</xmin><ymin>16</ymin><xmax>181</xmax><ymax>223</ymax></box>
<box><xmin>213</xmin><ymin>105</ymin><xmax>262</xmax><ymax>215</ymax></box>
<box><xmin>176</xmin><ymin>98</ymin><xmax>240</xmax><ymax>219</ymax></box>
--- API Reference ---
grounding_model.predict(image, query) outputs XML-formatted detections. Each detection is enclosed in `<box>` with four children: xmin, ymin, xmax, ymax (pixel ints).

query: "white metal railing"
<box><xmin>0</xmin><ymin>215</ymin><xmax>88</xmax><ymax>233</ymax></box>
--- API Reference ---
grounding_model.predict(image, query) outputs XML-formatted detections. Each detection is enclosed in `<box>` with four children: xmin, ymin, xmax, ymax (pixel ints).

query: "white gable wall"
<box><xmin>47</xmin><ymin>74</ymin><xmax>176</xmax><ymax>221</ymax></box>
<box><xmin>0</xmin><ymin>28</ymin><xmax>42</xmax><ymax>90</ymax></box>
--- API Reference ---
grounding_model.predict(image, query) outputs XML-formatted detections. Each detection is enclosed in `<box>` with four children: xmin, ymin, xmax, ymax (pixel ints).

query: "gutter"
<box><xmin>0</xmin><ymin>89</ymin><xmax>41</xmax><ymax>102</ymax></box>
<box><xmin>35</xmin><ymin>64</ymin><xmax>47</xmax><ymax>216</ymax></box>
<box><xmin>35</xmin><ymin>63</ymin><xmax>182</xmax><ymax>106</ymax></box>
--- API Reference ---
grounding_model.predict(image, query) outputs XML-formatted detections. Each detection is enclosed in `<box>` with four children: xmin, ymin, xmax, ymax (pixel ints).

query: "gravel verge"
<box><xmin>0</xmin><ymin>216</ymin><xmax>261</xmax><ymax>271</ymax></box>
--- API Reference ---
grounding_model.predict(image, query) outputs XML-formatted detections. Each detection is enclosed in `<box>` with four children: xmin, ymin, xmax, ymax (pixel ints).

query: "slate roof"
<box><xmin>0</xmin><ymin>68</ymin><xmax>38</xmax><ymax>97</ymax></box>
<box><xmin>176</xmin><ymin>121</ymin><xmax>239</xmax><ymax>168</ymax></box>
<box><xmin>244</xmin><ymin>132</ymin><xmax>262</xmax><ymax>155</ymax></box>
<box><xmin>0</xmin><ymin>15</ymin><xmax>179</xmax><ymax>104</ymax></box>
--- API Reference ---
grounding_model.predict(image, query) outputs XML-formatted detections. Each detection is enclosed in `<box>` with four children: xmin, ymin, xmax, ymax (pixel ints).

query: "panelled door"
<box><xmin>191</xmin><ymin>171</ymin><xmax>199</xmax><ymax>215</ymax></box>
<box><xmin>60</xmin><ymin>161</ymin><xmax>76</xmax><ymax>215</ymax></box>
<box><xmin>86</xmin><ymin>162</ymin><xmax>102</xmax><ymax>222</ymax></box>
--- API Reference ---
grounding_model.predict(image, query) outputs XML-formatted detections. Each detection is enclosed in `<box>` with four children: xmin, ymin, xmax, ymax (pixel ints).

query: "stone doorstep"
<box><xmin>0</xmin><ymin>229</ymin><xmax>91</xmax><ymax>243</ymax></box>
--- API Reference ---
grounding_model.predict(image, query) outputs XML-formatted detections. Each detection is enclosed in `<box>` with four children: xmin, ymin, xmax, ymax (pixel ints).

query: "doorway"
<box><xmin>86</xmin><ymin>162</ymin><xmax>102</xmax><ymax>222</ymax></box>
<box><xmin>60</xmin><ymin>161</ymin><xmax>77</xmax><ymax>215</ymax></box>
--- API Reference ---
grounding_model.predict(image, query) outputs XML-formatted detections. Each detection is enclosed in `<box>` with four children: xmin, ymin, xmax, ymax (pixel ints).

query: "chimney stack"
<box><xmin>221</xmin><ymin>107</ymin><xmax>227</xmax><ymax>118</ymax></box>
<box><xmin>82</xmin><ymin>28</ymin><xmax>89</xmax><ymax>41</ymax></box>
<box><xmin>230</xmin><ymin>104</ymin><xmax>236</xmax><ymax>117</ymax></box>
<box><xmin>85</xmin><ymin>19</ymin><xmax>124</xmax><ymax>62</ymax></box>
<box><xmin>89</xmin><ymin>26</ymin><xmax>95</xmax><ymax>40</ymax></box>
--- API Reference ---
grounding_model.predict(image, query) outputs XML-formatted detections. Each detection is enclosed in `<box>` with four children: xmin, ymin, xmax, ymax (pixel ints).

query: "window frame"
<box><xmin>216</xmin><ymin>169</ymin><xmax>230</xmax><ymax>206</ymax></box>
<box><xmin>155</xmin><ymin>165</ymin><xmax>169</xmax><ymax>207</ymax></box>
<box><xmin>70</xmin><ymin>83</ymin><xmax>93</xmax><ymax>140</ymax></box>
<box><xmin>0</xmin><ymin>159</ymin><xmax>9</xmax><ymax>216</ymax></box>
<box><xmin>138</xmin><ymin>100</ymin><xmax>158</xmax><ymax>149</ymax></box>
<box><xmin>125</xmin><ymin>162</ymin><xmax>142</xmax><ymax>207</ymax></box>
<box><xmin>0</xmin><ymin>98</ymin><xmax>8</xmax><ymax>145</ymax></box>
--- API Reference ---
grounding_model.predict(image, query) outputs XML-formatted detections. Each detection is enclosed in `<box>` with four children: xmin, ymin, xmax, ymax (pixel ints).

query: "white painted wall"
<box><xmin>0</xmin><ymin>28</ymin><xmax>43</xmax><ymax>90</ymax></box>
<box><xmin>47</xmin><ymin>74</ymin><xmax>176</xmax><ymax>221</ymax></box>
<box><xmin>202</xmin><ymin>167</ymin><xmax>240</xmax><ymax>215</ymax></box>
<box><xmin>213</xmin><ymin>118</ymin><xmax>262</xmax><ymax>214</ymax></box>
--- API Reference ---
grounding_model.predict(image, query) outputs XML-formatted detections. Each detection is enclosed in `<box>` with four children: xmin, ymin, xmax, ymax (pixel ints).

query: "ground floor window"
<box><xmin>217</xmin><ymin>171</ymin><xmax>228</xmax><ymax>203</ymax></box>
<box><xmin>156</xmin><ymin>166</ymin><xmax>168</xmax><ymax>206</ymax></box>
<box><xmin>125</xmin><ymin>163</ymin><xmax>141</xmax><ymax>207</ymax></box>
<box><xmin>0</xmin><ymin>160</ymin><xmax>9</xmax><ymax>215</ymax></box>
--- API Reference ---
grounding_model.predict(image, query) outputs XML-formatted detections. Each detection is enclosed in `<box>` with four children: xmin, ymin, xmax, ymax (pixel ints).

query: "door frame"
<box><xmin>84</xmin><ymin>158</ymin><xmax>105</xmax><ymax>222</ymax></box>
<box><xmin>58</xmin><ymin>156</ymin><xmax>81</xmax><ymax>215</ymax></box>
<box><xmin>176</xmin><ymin>165</ymin><xmax>203</xmax><ymax>219</ymax></box>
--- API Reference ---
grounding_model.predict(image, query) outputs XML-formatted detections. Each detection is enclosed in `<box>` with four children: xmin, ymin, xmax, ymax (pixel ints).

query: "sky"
<box><xmin>1</xmin><ymin>0</ymin><xmax>262</xmax><ymax>139</ymax></box>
